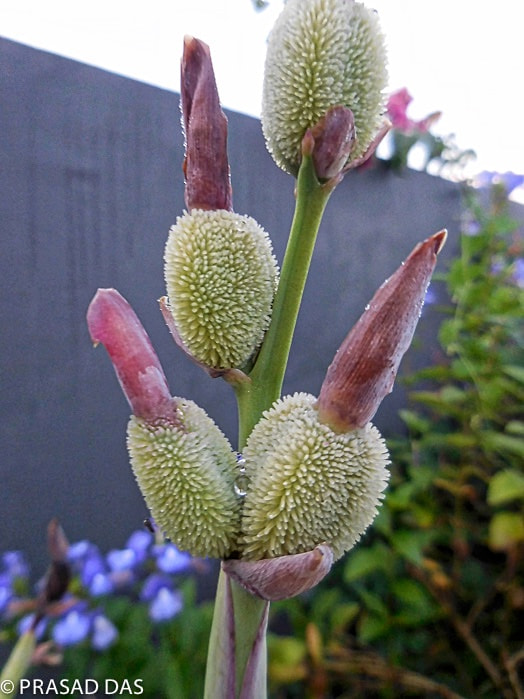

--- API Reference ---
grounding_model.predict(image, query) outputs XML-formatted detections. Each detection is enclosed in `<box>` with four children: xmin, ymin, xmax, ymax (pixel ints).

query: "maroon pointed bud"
<box><xmin>33</xmin><ymin>521</ymin><xmax>71</xmax><ymax>617</ymax></box>
<box><xmin>223</xmin><ymin>544</ymin><xmax>334</xmax><ymax>601</ymax></box>
<box><xmin>47</xmin><ymin>519</ymin><xmax>68</xmax><ymax>563</ymax></box>
<box><xmin>87</xmin><ymin>288</ymin><xmax>175</xmax><ymax>422</ymax></box>
<box><xmin>310</xmin><ymin>106</ymin><xmax>356</xmax><ymax>181</ymax></box>
<box><xmin>181</xmin><ymin>36</ymin><xmax>232</xmax><ymax>211</ymax></box>
<box><xmin>317</xmin><ymin>230</ymin><xmax>447</xmax><ymax>431</ymax></box>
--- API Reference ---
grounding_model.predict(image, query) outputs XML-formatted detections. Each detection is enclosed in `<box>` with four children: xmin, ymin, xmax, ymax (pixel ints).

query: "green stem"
<box><xmin>235</xmin><ymin>154</ymin><xmax>332</xmax><ymax>443</ymax></box>
<box><xmin>0</xmin><ymin>631</ymin><xmax>36</xmax><ymax>698</ymax></box>
<box><xmin>204</xmin><ymin>570</ymin><xmax>269</xmax><ymax>699</ymax></box>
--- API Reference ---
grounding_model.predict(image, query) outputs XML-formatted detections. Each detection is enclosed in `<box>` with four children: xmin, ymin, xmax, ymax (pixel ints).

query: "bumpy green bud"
<box><xmin>164</xmin><ymin>209</ymin><xmax>279</xmax><ymax>370</ymax></box>
<box><xmin>240</xmin><ymin>393</ymin><xmax>389</xmax><ymax>561</ymax></box>
<box><xmin>262</xmin><ymin>0</ymin><xmax>388</xmax><ymax>176</ymax></box>
<box><xmin>127</xmin><ymin>398</ymin><xmax>241</xmax><ymax>558</ymax></box>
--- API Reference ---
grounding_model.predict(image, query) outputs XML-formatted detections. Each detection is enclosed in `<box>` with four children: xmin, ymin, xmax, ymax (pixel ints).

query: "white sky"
<box><xmin>2</xmin><ymin>0</ymin><xmax>523</xmax><ymax>183</ymax></box>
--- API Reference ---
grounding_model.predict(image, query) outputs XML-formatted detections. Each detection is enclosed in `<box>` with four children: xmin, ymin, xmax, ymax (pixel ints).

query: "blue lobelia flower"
<box><xmin>106</xmin><ymin>547</ymin><xmax>138</xmax><ymax>573</ymax></box>
<box><xmin>512</xmin><ymin>258</ymin><xmax>524</xmax><ymax>288</ymax></box>
<box><xmin>126</xmin><ymin>530</ymin><xmax>153</xmax><ymax>564</ymax></box>
<box><xmin>153</xmin><ymin>543</ymin><xmax>192</xmax><ymax>574</ymax></box>
<box><xmin>91</xmin><ymin>613</ymin><xmax>118</xmax><ymax>651</ymax></box>
<box><xmin>88</xmin><ymin>571</ymin><xmax>114</xmax><ymax>597</ymax></box>
<box><xmin>52</xmin><ymin>609</ymin><xmax>91</xmax><ymax>646</ymax></box>
<box><xmin>149</xmin><ymin>587</ymin><xmax>183</xmax><ymax>623</ymax></box>
<box><xmin>2</xmin><ymin>551</ymin><xmax>30</xmax><ymax>581</ymax></box>
<box><xmin>140</xmin><ymin>573</ymin><xmax>173</xmax><ymax>602</ymax></box>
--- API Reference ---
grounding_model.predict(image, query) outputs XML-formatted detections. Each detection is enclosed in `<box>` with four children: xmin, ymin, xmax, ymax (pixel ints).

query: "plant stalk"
<box><xmin>0</xmin><ymin>630</ymin><xmax>36</xmax><ymax>698</ymax></box>
<box><xmin>235</xmin><ymin>154</ymin><xmax>333</xmax><ymax>443</ymax></box>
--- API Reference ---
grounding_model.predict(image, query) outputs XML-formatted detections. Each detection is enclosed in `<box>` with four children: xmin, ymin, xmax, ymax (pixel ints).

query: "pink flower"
<box><xmin>387</xmin><ymin>88</ymin><xmax>441</xmax><ymax>134</ymax></box>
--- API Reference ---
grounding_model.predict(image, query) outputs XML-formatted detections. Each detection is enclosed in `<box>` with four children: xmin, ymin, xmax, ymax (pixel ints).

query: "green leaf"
<box><xmin>506</xmin><ymin>421</ymin><xmax>524</xmax><ymax>435</ymax></box>
<box><xmin>389</xmin><ymin>530</ymin><xmax>434</xmax><ymax>565</ymax></box>
<box><xmin>503</xmin><ymin>365</ymin><xmax>524</xmax><ymax>384</ymax></box>
<box><xmin>482</xmin><ymin>432</ymin><xmax>524</xmax><ymax>459</ymax></box>
<box><xmin>343</xmin><ymin>544</ymin><xmax>390</xmax><ymax>583</ymax></box>
<box><xmin>391</xmin><ymin>579</ymin><xmax>439</xmax><ymax>626</ymax></box>
<box><xmin>331</xmin><ymin>602</ymin><xmax>360</xmax><ymax>632</ymax></box>
<box><xmin>268</xmin><ymin>635</ymin><xmax>307</xmax><ymax>685</ymax></box>
<box><xmin>488</xmin><ymin>469</ymin><xmax>524</xmax><ymax>506</ymax></box>
<box><xmin>488</xmin><ymin>512</ymin><xmax>524</xmax><ymax>551</ymax></box>
<box><xmin>357</xmin><ymin>588</ymin><xmax>389</xmax><ymax>618</ymax></box>
<box><xmin>399</xmin><ymin>409</ymin><xmax>430</xmax><ymax>434</ymax></box>
<box><xmin>357</xmin><ymin>612</ymin><xmax>390</xmax><ymax>643</ymax></box>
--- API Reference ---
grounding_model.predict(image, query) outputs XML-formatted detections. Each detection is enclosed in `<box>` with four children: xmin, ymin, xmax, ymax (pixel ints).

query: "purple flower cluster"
<box><xmin>0</xmin><ymin>529</ymin><xmax>193</xmax><ymax>653</ymax></box>
<box><xmin>0</xmin><ymin>551</ymin><xmax>30</xmax><ymax>615</ymax></box>
<box><xmin>475</xmin><ymin>171</ymin><xmax>524</xmax><ymax>197</ymax></box>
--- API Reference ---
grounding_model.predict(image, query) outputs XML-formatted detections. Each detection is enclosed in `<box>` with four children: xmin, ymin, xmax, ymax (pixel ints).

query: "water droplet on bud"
<box><xmin>234</xmin><ymin>452</ymin><xmax>249</xmax><ymax>497</ymax></box>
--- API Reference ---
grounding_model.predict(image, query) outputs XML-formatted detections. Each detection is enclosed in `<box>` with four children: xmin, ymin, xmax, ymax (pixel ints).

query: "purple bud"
<box><xmin>317</xmin><ymin>230</ymin><xmax>447</xmax><ymax>431</ymax></box>
<box><xmin>47</xmin><ymin>519</ymin><xmax>69</xmax><ymax>563</ymax></box>
<box><xmin>309</xmin><ymin>106</ymin><xmax>356</xmax><ymax>181</ymax></box>
<box><xmin>181</xmin><ymin>36</ymin><xmax>232</xmax><ymax>211</ymax></box>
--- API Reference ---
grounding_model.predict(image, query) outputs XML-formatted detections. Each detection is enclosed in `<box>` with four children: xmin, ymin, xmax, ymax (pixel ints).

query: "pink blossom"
<box><xmin>387</xmin><ymin>88</ymin><xmax>441</xmax><ymax>134</ymax></box>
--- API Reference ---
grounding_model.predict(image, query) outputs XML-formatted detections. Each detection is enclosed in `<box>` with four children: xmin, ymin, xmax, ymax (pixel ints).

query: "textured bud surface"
<box><xmin>240</xmin><ymin>393</ymin><xmax>389</xmax><ymax>560</ymax></box>
<box><xmin>262</xmin><ymin>0</ymin><xmax>387</xmax><ymax>176</ymax></box>
<box><xmin>164</xmin><ymin>209</ymin><xmax>279</xmax><ymax>369</ymax></box>
<box><xmin>127</xmin><ymin>398</ymin><xmax>241</xmax><ymax>558</ymax></box>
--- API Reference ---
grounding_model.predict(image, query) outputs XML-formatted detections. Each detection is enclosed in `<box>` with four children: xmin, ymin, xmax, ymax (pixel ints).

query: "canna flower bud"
<box><xmin>87</xmin><ymin>288</ymin><xmax>242</xmax><ymax>558</ymax></box>
<box><xmin>181</xmin><ymin>36</ymin><xmax>232</xmax><ymax>211</ymax></box>
<box><xmin>317</xmin><ymin>230</ymin><xmax>447</xmax><ymax>431</ymax></box>
<box><xmin>164</xmin><ymin>209</ymin><xmax>279</xmax><ymax>370</ymax></box>
<box><xmin>240</xmin><ymin>392</ymin><xmax>389</xmax><ymax>561</ymax></box>
<box><xmin>87</xmin><ymin>288</ymin><xmax>173</xmax><ymax>421</ymax></box>
<box><xmin>239</xmin><ymin>231</ymin><xmax>446</xmax><ymax>563</ymax></box>
<box><xmin>262</xmin><ymin>0</ymin><xmax>388</xmax><ymax>176</ymax></box>
<box><xmin>127</xmin><ymin>400</ymin><xmax>241</xmax><ymax>558</ymax></box>
<box><xmin>309</xmin><ymin>106</ymin><xmax>356</xmax><ymax>181</ymax></box>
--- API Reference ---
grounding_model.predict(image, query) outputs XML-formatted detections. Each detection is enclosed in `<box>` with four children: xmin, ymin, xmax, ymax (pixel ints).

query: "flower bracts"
<box><xmin>164</xmin><ymin>209</ymin><xmax>278</xmax><ymax>371</ymax></box>
<box><xmin>240</xmin><ymin>393</ymin><xmax>389</xmax><ymax>561</ymax></box>
<box><xmin>262</xmin><ymin>0</ymin><xmax>388</xmax><ymax>176</ymax></box>
<box><xmin>87</xmin><ymin>289</ymin><xmax>241</xmax><ymax>559</ymax></box>
<box><xmin>127</xmin><ymin>400</ymin><xmax>241</xmax><ymax>559</ymax></box>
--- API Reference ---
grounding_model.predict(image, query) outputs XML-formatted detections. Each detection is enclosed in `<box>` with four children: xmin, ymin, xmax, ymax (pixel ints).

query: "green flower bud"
<box><xmin>240</xmin><ymin>393</ymin><xmax>389</xmax><ymax>561</ymax></box>
<box><xmin>127</xmin><ymin>398</ymin><xmax>241</xmax><ymax>558</ymax></box>
<box><xmin>262</xmin><ymin>0</ymin><xmax>388</xmax><ymax>176</ymax></box>
<box><xmin>164</xmin><ymin>209</ymin><xmax>279</xmax><ymax>370</ymax></box>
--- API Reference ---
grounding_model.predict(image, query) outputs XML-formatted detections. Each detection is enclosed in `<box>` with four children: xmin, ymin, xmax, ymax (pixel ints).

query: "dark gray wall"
<box><xmin>1</xmin><ymin>37</ymin><xmax>463</xmax><ymax>572</ymax></box>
